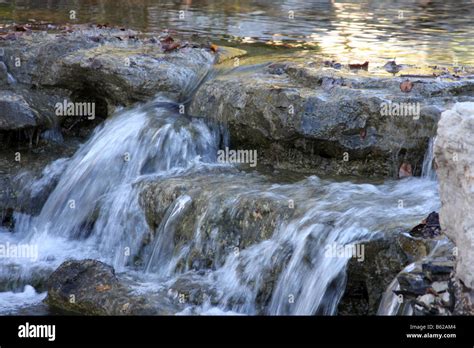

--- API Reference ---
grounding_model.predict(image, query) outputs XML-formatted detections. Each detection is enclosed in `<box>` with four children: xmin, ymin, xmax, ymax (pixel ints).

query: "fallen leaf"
<box><xmin>210</xmin><ymin>43</ymin><xmax>218</xmax><ymax>53</ymax></box>
<box><xmin>89</xmin><ymin>36</ymin><xmax>101</xmax><ymax>43</ymax></box>
<box><xmin>349</xmin><ymin>61</ymin><xmax>369</xmax><ymax>70</ymax></box>
<box><xmin>14</xmin><ymin>25</ymin><xmax>30</xmax><ymax>32</ymax></box>
<box><xmin>162</xmin><ymin>42</ymin><xmax>180</xmax><ymax>52</ymax></box>
<box><xmin>160</xmin><ymin>36</ymin><xmax>174</xmax><ymax>44</ymax></box>
<box><xmin>399</xmin><ymin>162</ymin><xmax>413</xmax><ymax>178</ymax></box>
<box><xmin>96</xmin><ymin>284</ymin><xmax>111</xmax><ymax>292</ymax></box>
<box><xmin>400</xmin><ymin>80</ymin><xmax>414</xmax><ymax>93</ymax></box>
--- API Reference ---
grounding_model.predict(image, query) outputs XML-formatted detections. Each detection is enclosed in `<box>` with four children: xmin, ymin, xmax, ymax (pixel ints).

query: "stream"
<box><xmin>2</xmin><ymin>0</ymin><xmax>467</xmax><ymax>316</ymax></box>
<box><xmin>0</xmin><ymin>90</ymin><xmax>439</xmax><ymax>315</ymax></box>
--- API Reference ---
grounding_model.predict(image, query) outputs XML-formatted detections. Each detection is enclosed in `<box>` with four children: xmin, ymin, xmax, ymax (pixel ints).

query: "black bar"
<box><xmin>0</xmin><ymin>316</ymin><xmax>473</xmax><ymax>346</ymax></box>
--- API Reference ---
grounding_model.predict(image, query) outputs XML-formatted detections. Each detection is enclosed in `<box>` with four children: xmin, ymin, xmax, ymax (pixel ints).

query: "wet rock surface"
<box><xmin>139</xmin><ymin>169</ymin><xmax>295</xmax><ymax>272</ymax></box>
<box><xmin>376</xmin><ymin>210</ymin><xmax>474</xmax><ymax>316</ymax></box>
<box><xmin>190</xmin><ymin>61</ymin><xmax>474</xmax><ymax>177</ymax></box>
<box><xmin>45</xmin><ymin>259</ymin><xmax>173</xmax><ymax>315</ymax></box>
<box><xmin>0</xmin><ymin>24</ymin><xmax>217</xmax><ymax>139</ymax></box>
<box><xmin>0</xmin><ymin>23</ymin><xmax>219</xmax><ymax>225</ymax></box>
<box><xmin>0</xmin><ymin>141</ymin><xmax>78</xmax><ymax>228</ymax></box>
<box><xmin>0</xmin><ymin>91</ymin><xmax>39</xmax><ymax>130</ymax></box>
<box><xmin>338</xmin><ymin>223</ymin><xmax>436</xmax><ymax>315</ymax></box>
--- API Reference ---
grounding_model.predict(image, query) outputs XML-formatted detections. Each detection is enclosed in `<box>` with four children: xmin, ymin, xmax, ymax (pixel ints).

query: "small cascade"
<box><xmin>421</xmin><ymin>137</ymin><xmax>437</xmax><ymax>180</ymax></box>
<box><xmin>6</xmin><ymin>95</ymin><xmax>225</xmax><ymax>276</ymax></box>
<box><xmin>0</xmin><ymin>96</ymin><xmax>442</xmax><ymax>316</ymax></box>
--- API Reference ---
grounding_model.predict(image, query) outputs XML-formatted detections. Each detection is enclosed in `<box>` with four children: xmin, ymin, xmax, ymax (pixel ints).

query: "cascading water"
<box><xmin>421</xmin><ymin>137</ymin><xmax>437</xmax><ymax>180</ymax></box>
<box><xmin>0</xmin><ymin>93</ymin><xmax>441</xmax><ymax>315</ymax></box>
<box><xmin>0</xmin><ymin>95</ymin><xmax>225</xmax><ymax>312</ymax></box>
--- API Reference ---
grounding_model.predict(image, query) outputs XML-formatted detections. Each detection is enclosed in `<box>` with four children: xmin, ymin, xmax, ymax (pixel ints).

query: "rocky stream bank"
<box><xmin>0</xmin><ymin>23</ymin><xmax>473</xmax><ymax>315</ymax></box>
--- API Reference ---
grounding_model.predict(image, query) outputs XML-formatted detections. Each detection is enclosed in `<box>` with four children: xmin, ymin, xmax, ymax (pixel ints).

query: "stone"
<box><xmin>441</xmin><ymin>292</ymin><xmax>451</xmax><ymax>305</ymax></box>
<box><xmin>418</xmin><ymin>293</ymin><xmax>435</xmax><ymax>306</ymax></box>
<box><xmin>0</xmin><ymin>91</ymin><xmax>38</xmax><ymax>130</ymax></box>
<box><xmin>432</xmin><ymin>281</ymin><xmax>449</xmax><ymax>293</ymax></box>
<box><xmin>139</xmin><ymin>168</ymin><xmax>295</xmax><ymax>272</ymax></box>
<box><xmin>397</xmin><ymin>272</ymin><xmax>431</xmax><ymax>296</ymax></box>
<box><xmin>434</xmin><ymin>102</ymin><xmax>474</xmax><ymax>289</ymax></box>
<box><xmin>422</xmin><ymin>259</ymin><xmax>454</xmax><ymax>279</ymax></box>
<box><xmin>45</xmin><ymin>259</ymin><xmax>174</xmax><ymax>315</ymax></box>
<box><xmin>0</xmin><ymin>25</ymin><xmax>216</xmax><ymax>137</ymax></box>
<box><xmin>190</xmin><ymin>61</ymin><xmax>474</xmax><ymax>177</ymax></box>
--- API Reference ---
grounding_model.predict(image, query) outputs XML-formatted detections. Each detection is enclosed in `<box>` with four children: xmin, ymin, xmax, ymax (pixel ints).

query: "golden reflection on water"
<box><xmin>0</xmin><ymin>0</ymin><xmax>473</xmax><ymax>66</ymax></box>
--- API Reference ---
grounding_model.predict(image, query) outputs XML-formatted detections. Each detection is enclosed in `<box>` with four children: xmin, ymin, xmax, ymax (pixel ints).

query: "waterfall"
<box><xmin>2</xmin><ymin>95</ymin><xmax>224</xmax><ymax>280</ymax></box>
<box><xmin>0</xmin><ymin>94</ymin><xmax>441</xmax><ymax>315</ymax></box>
<box><xmin>135</xmin><ymin>176</ymin><xmax>439</xmax><ymax>315</ymax></box>
<box><xmin>421</xmin><ymin>137</ymin><xmax>436</xmax><ymax>180</ymax></box>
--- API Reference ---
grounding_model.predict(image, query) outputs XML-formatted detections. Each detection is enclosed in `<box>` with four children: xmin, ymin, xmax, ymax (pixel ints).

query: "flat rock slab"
<box><xmin>190</xmin><ymin>61</ymin><xmax>474</xmax><ymax>177</ymax></box>
<box><xmin>0</xmin><ymin>25</ymin><xmax>217</xmax><ymax>131</ymax></box>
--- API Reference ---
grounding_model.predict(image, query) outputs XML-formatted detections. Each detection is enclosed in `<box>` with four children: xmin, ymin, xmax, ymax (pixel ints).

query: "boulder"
<box><xmin>435</xmin><ymin>102</ymin><xmax>474</xmax><ymax>289</ymax></box>
<box><xmin>0</xmin><ymin>25</ymin><xmax>217</xmax><ymax>145</ymax></box>
<box><xmin>0</xmin><ymin>91</ymin><xmax>39</xmax><ymax>130</ymax></box>
<box><xmin>45</xmin><ymin>259</ymin><xmax>173</xmax><ymax>315</ymax></box>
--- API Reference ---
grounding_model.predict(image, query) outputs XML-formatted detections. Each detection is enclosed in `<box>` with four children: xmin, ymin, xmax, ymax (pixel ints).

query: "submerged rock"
<box><xmin>190</xmin><ymin>61</ymin><xmax>474</xmax><ymax>177</ymax></box>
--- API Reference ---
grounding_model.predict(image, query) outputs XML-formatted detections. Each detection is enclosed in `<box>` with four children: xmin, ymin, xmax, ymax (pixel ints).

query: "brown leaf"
<box><xmin>349</xmin><ymin>61</ymin><xmax>369</xmax><ymax>70</ymax></box>
<box><xmin>210</xmin><ymin>43</ymin><xmax>219</xmax><ymax>53</ymax></box>
<box><xmin>96</xmin><ymin>284</ymin><xmax>111</xmax><ymax>292</ymax></box>
<box><xmin>400</xmin><ymin>80</ymin><xmax>414</xmax><ymax>93</ymax></box>
<box><xmin>162</xmin><ymin>42</ymin><xmax>180</xmax><ymax>52</ymax></box>
<box><xmin>89</xmin><ymin>36</ymin><xmax>101</xmax><ymax>43</ymax></box>
<box><xmin>14</xmin><ymin>25</ymin><xmax>30</xmax><ymax>32</ymax></box>
<box><xmin>399</xmin><ymin>162</ymin><xmax>413</xmax><ymax>178</ymax></box>
<box><xmin>160</xmin><ymin>36</ymin><xmax>174</xmax><ymax>44</ymax></box>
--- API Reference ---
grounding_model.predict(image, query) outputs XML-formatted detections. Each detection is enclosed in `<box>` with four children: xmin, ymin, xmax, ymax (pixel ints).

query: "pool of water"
<box><xmin>0</xmin><ymin>0</ymin><xmax>473</xmax><ymax>66</ymax></box>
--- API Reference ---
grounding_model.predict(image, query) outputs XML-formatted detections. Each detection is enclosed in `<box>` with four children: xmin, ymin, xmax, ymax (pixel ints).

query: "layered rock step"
<box><xmin>190</xmin><ymin>62</ymin><xmax>474</xmax><ymax>177</ymax></box>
